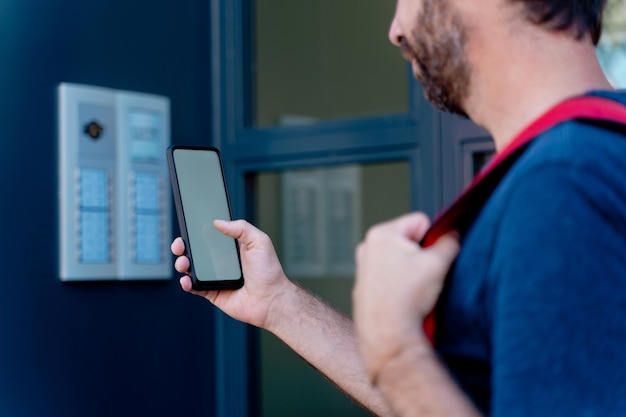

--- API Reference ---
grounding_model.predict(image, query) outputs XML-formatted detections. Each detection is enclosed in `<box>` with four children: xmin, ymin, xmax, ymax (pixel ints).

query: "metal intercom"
<box><xmin>58</xmin><ymin>83</ymin><xmax>171</xmax><ymax>281</ymax></box>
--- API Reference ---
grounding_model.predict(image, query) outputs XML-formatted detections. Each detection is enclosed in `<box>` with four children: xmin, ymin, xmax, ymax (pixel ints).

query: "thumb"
<box><xmin>426</xmin><ymin>232</ymin><xmax>461</xmax><ymax>270</ymax></box>
<box><xmin>213</xmin><ymin>219</ymin><xmax>261</xmax><ymax>247</ymax></box>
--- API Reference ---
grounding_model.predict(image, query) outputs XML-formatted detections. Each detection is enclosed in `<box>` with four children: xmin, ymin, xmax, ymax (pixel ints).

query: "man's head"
<box><xmin>389</xmin><ymin>0</ymin><xmax>609</xmax><ymax>116</ymax></box>
<box><xmin>390</xmin><ymin>0</ymin><xmax>471</xmax><ymax>116</ymax></box>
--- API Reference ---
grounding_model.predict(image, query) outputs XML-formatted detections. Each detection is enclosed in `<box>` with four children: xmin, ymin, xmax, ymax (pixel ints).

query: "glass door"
<box><xmin>254</xmin><ymin>162</ymin><xmax>410</xmax><ymax>416</ymax></box>
<box><xmin>253</xmin><ymin>0</ymin><xmax>408</xmax><ymax>127</ymax></box>
<box><xmin>209</xmin><ymin>1</ymin><xmax>442</xmax><ymax>416</ymax></box>
<box><xmin>597</xmin><ymin>0</ymin><xmax>626</xmax><ymax>88</ymax></box>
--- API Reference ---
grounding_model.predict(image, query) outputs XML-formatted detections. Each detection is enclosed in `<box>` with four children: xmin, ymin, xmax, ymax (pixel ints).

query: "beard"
<box><xmin>400</xmin><ymin>0</ymin><xmax>471</xmax><ymax>117</ymax></box>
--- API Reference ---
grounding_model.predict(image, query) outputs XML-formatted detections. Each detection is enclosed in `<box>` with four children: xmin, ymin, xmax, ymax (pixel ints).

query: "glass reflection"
<box><xmin>253</xmin><ymin>0</ymin><xmax>409</xmax><ymax>127</ymax></box>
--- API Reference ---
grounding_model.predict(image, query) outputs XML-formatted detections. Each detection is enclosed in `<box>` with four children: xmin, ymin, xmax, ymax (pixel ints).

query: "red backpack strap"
<box><xmin>422</xmin><ymin>94</ymin><xmax>626</xmax><ymax>342</ymax></box>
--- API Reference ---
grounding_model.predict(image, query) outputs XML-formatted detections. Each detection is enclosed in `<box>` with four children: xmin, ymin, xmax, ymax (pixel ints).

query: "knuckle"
<box><xmin>364</xmin><ymin>223</ymin><xmax>385</xmax><ymax>241</ymax></box>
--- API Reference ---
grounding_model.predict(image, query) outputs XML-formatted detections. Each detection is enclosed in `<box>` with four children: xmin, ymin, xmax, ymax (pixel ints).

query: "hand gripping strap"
<box><xmin>422</xmin><ymin>95</ymin><xmax>626</xmax><ymax>342</ymax></box>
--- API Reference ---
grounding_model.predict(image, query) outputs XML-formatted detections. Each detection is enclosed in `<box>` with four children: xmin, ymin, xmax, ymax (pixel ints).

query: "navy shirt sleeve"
<box><xmin>489</xmin><ymin>158</ymin><xmax>626</xmax><ymax>416</ymax></box>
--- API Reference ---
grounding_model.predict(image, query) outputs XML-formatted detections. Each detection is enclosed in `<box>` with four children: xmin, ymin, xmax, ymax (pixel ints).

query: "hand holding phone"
<box><xmin>166</xmin><ymin>146</ymin><xmax>244</xmax><ymax>290</ymax></box>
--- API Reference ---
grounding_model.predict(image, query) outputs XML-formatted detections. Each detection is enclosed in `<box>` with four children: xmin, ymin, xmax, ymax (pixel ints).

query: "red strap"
<box><xmin>422</xmin><ymin>95</ymin><xmax>626</xmax><ymax>342</ymax></box>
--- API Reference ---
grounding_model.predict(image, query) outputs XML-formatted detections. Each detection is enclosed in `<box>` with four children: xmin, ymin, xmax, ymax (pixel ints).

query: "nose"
<box><xmin>388</xmin><ymin>16</ymin><xmax>403</xmax><ymax>47</ymax></box>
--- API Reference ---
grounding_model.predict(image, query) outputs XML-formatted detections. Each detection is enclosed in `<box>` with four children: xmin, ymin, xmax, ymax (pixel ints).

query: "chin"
<box><xmin>411</xmin><ymin>61</ymin><xmax>423</xmax><ymax>80</ymax></box>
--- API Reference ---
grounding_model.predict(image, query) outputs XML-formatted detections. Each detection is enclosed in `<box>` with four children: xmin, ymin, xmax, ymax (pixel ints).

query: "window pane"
<box><xmin>253</xmin><ymin>0</ymin><xmax>409</xmax><ymax>127</ymax></box>
<box><xmin>598</xmin><ymin>0</ymin><xmax>626</xmax><ymax>88</ymax></box>
<box><xmin>254</xmin><ymin>161</ymin><xmax>410</xmax><ymax>416</ymax></box>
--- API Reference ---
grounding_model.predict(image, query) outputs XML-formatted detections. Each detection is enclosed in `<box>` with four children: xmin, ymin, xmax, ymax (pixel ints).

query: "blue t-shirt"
<box><xmin>435</xmin><ymin>90</ymin><xmax>626</xmax><ymax>416</ymax></box>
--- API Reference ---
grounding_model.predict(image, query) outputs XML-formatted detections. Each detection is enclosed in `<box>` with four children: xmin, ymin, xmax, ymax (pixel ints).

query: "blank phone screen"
<box><xmin>172</xmin><ymin>148</ymin><xmax>242</xmax><ymax>282</ymax></box>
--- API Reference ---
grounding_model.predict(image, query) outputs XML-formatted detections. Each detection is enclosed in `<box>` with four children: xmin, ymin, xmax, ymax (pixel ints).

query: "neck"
<box><xmin>464</xmin><ymin>30</ymin><xmax>613</xmax><ymax>151</ymax></box>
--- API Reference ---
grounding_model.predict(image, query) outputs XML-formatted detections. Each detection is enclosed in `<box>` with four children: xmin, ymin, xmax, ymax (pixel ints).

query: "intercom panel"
<box><xmin>58</xmin><ymin>84</ymin><xmax>117</xmax><ymax>280</ymax></box>
<box><xmin>58</xmin><ymin>83</ymin><xmax>171</xmax><ymax>281</ymax></box>
<box><xmin>116</xmin><ymin>92</ymin><xmax>171</xmax><ymax>279</ymax></box>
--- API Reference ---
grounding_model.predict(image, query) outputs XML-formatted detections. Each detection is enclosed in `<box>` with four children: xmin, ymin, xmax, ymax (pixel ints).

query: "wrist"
<box><xmin>370</xmin><ymin>336</ymin><xmax>433</xmax><ymax>386</ymax></box>
<box><xmin>373</xmin><ymin>337</ymin><xmax>482</xmax><ymax>417</ymax></box>
<box><xmin>262</xmin><ymin>277</ymin><xmax>302</xmax><ymax>334</ymax></box>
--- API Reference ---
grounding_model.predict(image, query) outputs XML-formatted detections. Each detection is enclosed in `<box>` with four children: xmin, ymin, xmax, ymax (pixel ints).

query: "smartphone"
<box><xmin>166</xmin><ymin>145</ymin><xmax>244</xmax><ymax>290</ymax></box>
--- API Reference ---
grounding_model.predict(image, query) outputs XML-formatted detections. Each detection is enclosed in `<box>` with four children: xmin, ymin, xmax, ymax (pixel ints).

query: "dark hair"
<box><xmin>514</xmin><ymin>0</ymin><xmax>607</xmax><ymax>45</ymax></box>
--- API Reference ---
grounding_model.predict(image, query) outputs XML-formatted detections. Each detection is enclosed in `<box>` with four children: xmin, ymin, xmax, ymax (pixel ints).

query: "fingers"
<box><xmin>171</xmin><ymin>237</ymin><xmax>190</xmax><ymax>273</ymax></box>
<box><xmin>426</xmin><ymin>232</ymin><xmax>461</xmax><ymax>270</ymax></box>
<box><xmin>179</xmin><ymin>275</ymin><xmax>210</xmax><ymax>298</ymax></box>
<box><xmin>171</xmin><ymin>237</ymin><xmax>185</xmax><ymax>256</ymax></box>
<box><xmin>179</xmin><ymin>275</ymin><xmax>193</xmax><ymax>292</ymax></box>
<box><xmin>392</xmin><ymin>212</ymin><xmax>432</xmax><ymax>242</ymax></box>
<box><xmin>174</xmin><ymin>255</ymin><xmax>190</xmax><ymax>273</ymax></box>
<box><xmin>365</xmin><ymin>212</ymin><xmax>432</xmax><ymax>244</ymax></box>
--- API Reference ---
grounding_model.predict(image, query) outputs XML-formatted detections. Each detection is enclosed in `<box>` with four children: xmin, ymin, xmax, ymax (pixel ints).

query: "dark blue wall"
<box><xmin>0</xmin><ymin>1</ymin><xmax>216</xmax><ymax>416</ymax></box>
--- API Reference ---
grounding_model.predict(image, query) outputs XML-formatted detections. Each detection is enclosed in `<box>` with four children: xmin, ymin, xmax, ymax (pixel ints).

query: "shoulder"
<box><xmin>498</xmin><ymin>119</ymin><xmax>626</xmax><ymax>214</ymax></box>
<box><xmin>495</xmin><ymin>89</ymin><xmax>626</xmax><ymax>217</ymax></box>
<box><xmin>466</xmin><ymin>113</ymin><xmax>626</xmax><ymax>289</ymax></box>
<box><xmin>514</xmin><ymin>89</ymin><xmax>626</xmax><ymax>174</ymax></box>
<box><xmin>519</xmin><ymin>118</ymin><xmax>626</xmax><ymax>172</ymax></box>
<box><xmin>481</xmin><ymin>116</ymin><xmax>626</xmax><ymax>293</ymax></box>
<box><xmin>456</xmin><ymin>114</ymin><xmax>626</xmax><ymax>285</ymax></box>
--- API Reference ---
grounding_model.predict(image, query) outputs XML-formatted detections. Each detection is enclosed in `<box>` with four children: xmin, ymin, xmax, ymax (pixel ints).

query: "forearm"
<box><xmin>266</xmin><ymin>281</ymin><xmax>394</xmax><ymax>417</ymax></box>
<box><xmin>376</xmin><ymin>342</ymin><xmax>482</xmax><ymax>417</ymax></box>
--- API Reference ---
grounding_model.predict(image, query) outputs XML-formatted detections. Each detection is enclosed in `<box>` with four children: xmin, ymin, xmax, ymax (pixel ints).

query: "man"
<box><xmin>173</xmin><ymin>0</ymin><xmax>626</xmax><ymax>415</ymax></box>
